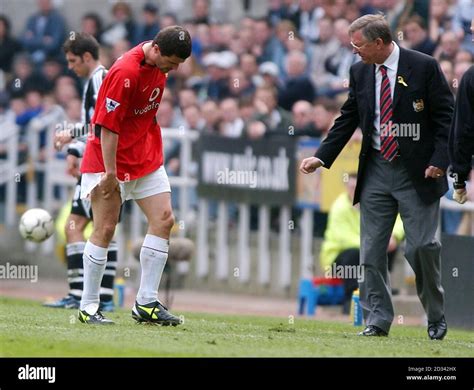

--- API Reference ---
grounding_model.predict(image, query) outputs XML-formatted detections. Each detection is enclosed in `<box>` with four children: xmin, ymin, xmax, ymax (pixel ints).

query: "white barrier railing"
<box><xmin>163</xmin><ymin>127</ymin><xmax>199</xmax><ymax>237</ymax></box>
<box><xmin>13</xmin><ymin>124</ymin><xmax>200</xmax><ymax>257</ymax></box>
<box><xmin>126</xmin><ymin>127</ymin><xmax>199</xmax><ymax>254</ymax></box>
<box><xmin>0</xmin><ymin>121</ymin><xmax>19</xmax><ymax>227</ymax></box>
<box><xmin>3</xmin><ymin>122</ymin><xmax>474</xmax><ymax>289</ymax></box>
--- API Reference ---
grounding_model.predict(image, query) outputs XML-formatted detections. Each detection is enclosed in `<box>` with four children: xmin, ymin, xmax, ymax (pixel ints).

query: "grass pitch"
<box><xmin>0</xmin><ymin>297</ymin><xmax>473</xmax><ymax>357</ymax></box>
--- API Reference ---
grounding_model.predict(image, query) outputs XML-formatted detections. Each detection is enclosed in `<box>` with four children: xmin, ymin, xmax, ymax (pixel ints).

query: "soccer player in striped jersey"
<box><xmin>44</xmin><ymin>32</ymin><xmax>117</xmax><ymax>312</ymax></box>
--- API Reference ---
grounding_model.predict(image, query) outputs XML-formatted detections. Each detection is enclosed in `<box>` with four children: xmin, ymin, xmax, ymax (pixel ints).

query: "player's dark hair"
<box><xmin>152</xmin><ymin>26</ymin><xmax>192</xmax><ymax>60</ymax></box>
<box><xmin>63</xmin><ymin>32</ymin><xmax>100</xmax><ymax>60</ymax></box>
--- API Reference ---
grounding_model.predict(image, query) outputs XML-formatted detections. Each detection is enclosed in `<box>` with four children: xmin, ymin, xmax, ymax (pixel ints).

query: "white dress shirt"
<box><xmin>315</xmin><ymin>42</ymin><xmax>400</xmax><ymax>167</ymax></box>
<box><xmin>372</xmin><ymin>41</ymin><xmax>400</xmax><ymax>150</ymax></box>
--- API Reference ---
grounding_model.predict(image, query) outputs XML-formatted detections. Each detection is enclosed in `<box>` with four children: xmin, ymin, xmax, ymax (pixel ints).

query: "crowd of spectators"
<box><xmin>0</xmin><ymin>0</ymin><xmax>473</xmax><ymax>232</ymax></box>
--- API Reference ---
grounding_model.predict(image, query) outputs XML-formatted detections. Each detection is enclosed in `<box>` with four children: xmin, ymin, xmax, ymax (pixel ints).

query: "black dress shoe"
<box><xmin>428</xmin><ymin>315</ymin><xmax>447</xmax><ymax>340</ymax></box>
<box><xmin>358</xmin><ymin>325</ymin><xmax>388</xmax><ymax>337</ymax></box>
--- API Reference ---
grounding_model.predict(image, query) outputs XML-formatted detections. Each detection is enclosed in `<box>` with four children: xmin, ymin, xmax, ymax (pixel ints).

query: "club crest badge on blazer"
<box><xmin>413</xmin><ymin>99</ymin><xmax>424</xmax><ymax>112</ymax></box>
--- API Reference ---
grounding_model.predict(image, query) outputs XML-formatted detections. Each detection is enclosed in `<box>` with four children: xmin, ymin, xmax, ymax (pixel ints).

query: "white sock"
<box><xmin>80</xmin><ymin>240</ymin><xmax>108</xmax><ymax>313</ymax></box>
<box><xmin>136</xmin><ymin>234</ymin><xmax>169</xmax><ymax>305</ymax></box>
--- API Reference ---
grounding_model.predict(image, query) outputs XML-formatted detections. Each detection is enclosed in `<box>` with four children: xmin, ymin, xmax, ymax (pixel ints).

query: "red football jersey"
<box><xmin>81</xmin><ymin>42</ymin><xmax>166</xmax><ymax>181</ymax></box>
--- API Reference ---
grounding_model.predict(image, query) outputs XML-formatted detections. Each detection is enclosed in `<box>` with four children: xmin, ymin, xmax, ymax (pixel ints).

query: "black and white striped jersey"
<box><xmin>67</xmin><ymin>64</ymin><xmax>107</xmax><ymax>158</ymax></box>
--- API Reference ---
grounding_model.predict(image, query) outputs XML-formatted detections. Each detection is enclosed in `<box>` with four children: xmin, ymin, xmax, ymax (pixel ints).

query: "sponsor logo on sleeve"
<box><xmin>106</xmin><ymin>97</ymin><xmax>120</xmax><ymax>113</ymax></box>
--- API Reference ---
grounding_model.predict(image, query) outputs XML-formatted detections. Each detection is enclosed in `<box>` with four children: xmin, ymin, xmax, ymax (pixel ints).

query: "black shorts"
<box><xmin>70</xmin><ymin>175</ymin><xmax>122</xmax><ymax>222</ymax></box>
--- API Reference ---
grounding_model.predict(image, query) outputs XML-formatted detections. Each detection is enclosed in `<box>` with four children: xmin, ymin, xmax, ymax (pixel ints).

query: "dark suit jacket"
<box><xmin>448</xmin><ymin>65</ymin><xmax>474</xmax><ymax>183</ymax></box>
<box><xmin>315</xmin><ymin>47</ymin><xmax>454</xmax><ymax>205</ymax></box>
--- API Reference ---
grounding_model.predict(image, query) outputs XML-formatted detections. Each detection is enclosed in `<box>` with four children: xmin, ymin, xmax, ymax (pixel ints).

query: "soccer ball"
<box><xmin>19</xmin><ymin>208</ymin><xmax>55</xmax><ymax>243</ymax></box>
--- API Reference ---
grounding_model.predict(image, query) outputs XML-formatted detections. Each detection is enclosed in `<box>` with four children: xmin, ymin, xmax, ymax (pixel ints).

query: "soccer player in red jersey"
<box><xmin>78</xmin><ymin>26</ymin><xmax>192</xmax><ymax>325</ymax></box>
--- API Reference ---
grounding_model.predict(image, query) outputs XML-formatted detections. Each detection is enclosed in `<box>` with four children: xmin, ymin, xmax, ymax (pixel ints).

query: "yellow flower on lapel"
<box><xmin>397</xmin><ymin>76</ymin><xmax>408</xmax><ymax>87</ymax></box>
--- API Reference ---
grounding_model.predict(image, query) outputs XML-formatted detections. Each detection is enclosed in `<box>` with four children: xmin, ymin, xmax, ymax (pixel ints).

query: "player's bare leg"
<box><xmin>46</xmin><ymin>198</ymin><xmax>118</xmax><ymax>311</ymax></box>
<box><xmin>131</xmin><ymin>192</ymin><xmax>181</xmax><ymax>326</ymax></box>
<box><xmin>137</xmin><ymin>192</ymin><xmax>174</xmax><ymax>239</ymax></box>
<box><xmin>74</xmin><ymin>206</ymin><xmax>118</xmax><ymax>313</ymax></box>
<box><xmin>66</xmin><ymin>213</ymin><xmax>89</xmax><ymax>242</ymax></box>
<box><xmin>78</xmin><ymin>184</ymin><xmax>121</xmax><ymax>324</ymax></box>
<box><xmin>89</xmin><ymin>184</ymin><xmax>121</xmax><ymax>248</ymax></box>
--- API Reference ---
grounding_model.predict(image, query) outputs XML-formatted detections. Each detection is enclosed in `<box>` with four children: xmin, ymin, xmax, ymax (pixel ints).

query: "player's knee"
<box><xmin>162</xmin><ymin>209</ymin><xmax>175</xmax><ymax>231</ymax></box>
<box><xmin>154</xmin><ymin>209</ymin><xmax>174</xmax><ymax>232</ymax></box>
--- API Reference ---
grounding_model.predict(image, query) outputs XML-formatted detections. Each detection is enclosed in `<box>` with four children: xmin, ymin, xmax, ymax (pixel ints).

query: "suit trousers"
<box><xmin>359</xmin><ymin>149</ymin><xmax>445</xmax><ymax>333</ymax></box>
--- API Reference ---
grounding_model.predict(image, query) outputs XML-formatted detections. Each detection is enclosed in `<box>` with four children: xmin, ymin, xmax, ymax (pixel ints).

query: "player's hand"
<box><xmin>66</xmin><ymin>154</ymin><xmax>81</xmax><ymax>178</ymax></box>
<box><xmin>299</xmin><ymin>157</ymin><xmax>323</xmax><ymax>174</ymax></box>
<box><xmin>54</xmin><ymin>130</ymin><xmax>73</xmax><ymax>151</ymax></box>
<box><xmin>425</xmin><ymin>166</ymin><xmax>444</xmax><ymax>179</ymax></box>
<box><xmin>99</xmin><ymin>173</ymin><xmax>120</xmax><ymax>200</ymax></box>
<box><xmin>453</xmin><ymin>188</ymin><xmax>467</xmax><ymax>204</ymax></box>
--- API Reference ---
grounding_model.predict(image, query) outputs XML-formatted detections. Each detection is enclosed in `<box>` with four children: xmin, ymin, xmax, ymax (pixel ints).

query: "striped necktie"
<box><xmin>379</xmin><ymin>65</ymin><xmax>399</xmax><ymax>161</ymax></box>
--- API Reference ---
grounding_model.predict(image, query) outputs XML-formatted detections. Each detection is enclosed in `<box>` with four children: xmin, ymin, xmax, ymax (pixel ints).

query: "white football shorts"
<box><xmin>80</xmin><ymin>165</ymin><xmax>171</xmax><ymax>204</ymax></box>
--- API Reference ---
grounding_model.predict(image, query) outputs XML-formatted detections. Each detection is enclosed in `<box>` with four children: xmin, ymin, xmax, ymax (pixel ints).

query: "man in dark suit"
<box><xmin>300</xmin><ymin>14</ymin><xmax>453</xmax><ymax>339</ymax></box>
<box><xmin>448</xmin><ymin>63</ymin><xmax>474</xmax><ymax>204</ymax></box>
